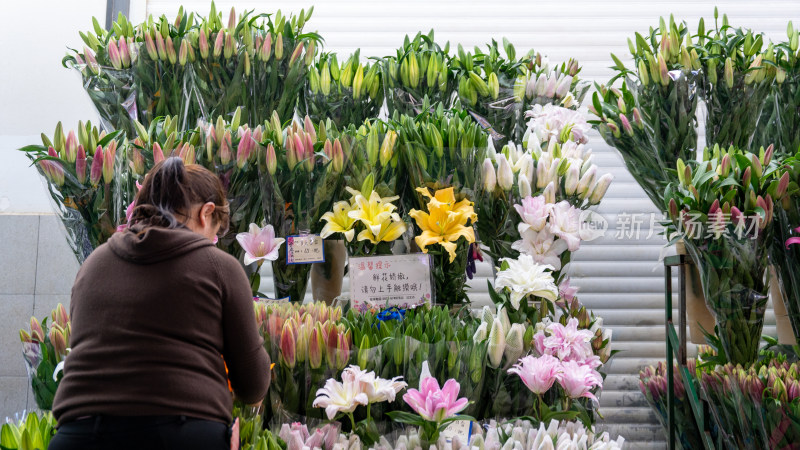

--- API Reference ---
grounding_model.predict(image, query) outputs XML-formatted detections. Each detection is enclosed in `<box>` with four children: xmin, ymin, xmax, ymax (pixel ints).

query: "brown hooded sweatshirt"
<box><xmin>52</xmin><ymin>226</ymin><xmax>270</xmax><ymax>425</ymax></box>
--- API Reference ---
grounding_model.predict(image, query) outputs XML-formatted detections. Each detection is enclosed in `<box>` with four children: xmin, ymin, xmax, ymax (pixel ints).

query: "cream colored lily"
<box><xmin>320</xmin><ymin>201</ymin><xmax>357</xmax><ymax>241</ymax></box>
<box><xmin>347</xmin><ymin>190</ymin><xmax>401</xmax><ymax>237</ymax></box>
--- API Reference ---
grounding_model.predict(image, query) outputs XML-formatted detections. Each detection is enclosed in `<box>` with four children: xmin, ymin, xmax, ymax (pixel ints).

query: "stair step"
<box><xmin>597</xmin><ymin>406</ymin><xmax>659</xmax><ymax>424</ymax></box>
<box><xmin>594</xmin><ymin>423</ymin><xmax>665</xmax><ymax>444</ymax></box>
<box><xmin>597</xmin><ymin>390</ymin><xmax>649</xmax><ymax>408</ymax></box>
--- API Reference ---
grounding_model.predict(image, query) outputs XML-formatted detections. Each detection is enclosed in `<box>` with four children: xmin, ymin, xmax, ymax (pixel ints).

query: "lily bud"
<box><xmin>720</xmin><ymin>154</ymin><xmax>731</xmax><ymax>177</ymax></box>
<box><xmin>504</xmin><ymin>324</ymin><xmax>525</xmax><ymax>366</ymax></box>
<box><xmin>589</xmin><ymin>174</ymin><xmax>614</xmax><ymax>204</ymax></box>
<box><xmin>309</xmin><ymin>324</ymin><xmax>324</xmax><ymax>369</ymax></box>
<box><xmin>619</xmin><ymin>113</ymin><xmax>633</xmax><ymax>136</ymax></box>
<box><xmin>144</xmin><ymin>31</ymin><xmax>158</xmax><ymax>60</ymax></box>
<box><xmin>482</xmin><ymin>158</ymin><xmax>496</xmax><ymax>192</ymax></box>
<box><xmin>763</xmin><ymin>144</ymin><xmax>774</xmax><ymax>166</ymax></box>
<box><xmin>577</xmin><ymin>166</ymin><xmax>597</xmax><ymax>198</ymax></box>
<box><xmin>657</xmin><ymin>52</ymin><xmax>669</xmax><ymax>86</ymax></box>
<box><xmin>487</xmin><ymin>318</ymin><xmax>506</xmax><ymax>368</ymax></box>
<box><xmin>724</xmin><ymin>57</ymin><xmax>734</xmax><ymax>88</ymax></box>
<box><xmin>275</xmin><ymin>33</ymin><xmax>284</xmax><ymax>60</ymax></box>
<box><xmin>220</xmin><ymin>130</ymin><xmax>232</xmax><ymax>165</ymax></box>
<box><xmin>237</xmin><ymin>129</ymin><xmax>253</xmax><ymax>169</ymax></box>
<box><xmin>668</xmin><ymin>198</ymin><xmax>679</xmax><ymax>220</ymax></box>
<box><xmin>358</xmin><ymin>335</ymin><xmax>371</xmax><ymax>369</ymax></box>
<box><xmin>260</xmin><ymin>33</ymin><xmax>272</xmax><ymax>62</ymax></box>
<box><xmin>777</xmin><ymin>172</ymin><xmax>790</xmax><ymax>199</ymax></box>
<box><xmin>119</xmin><ymin>37</ymin><xmax>131</xmax><ymax>67</ymax></box>
<box><xmin>102</xmin><ymin>142</ymin><xmax>116</xmax><ymax>184</ymax></box>
<box><xmin>199</xmin><ymin>29</ymin><xmax>209</xmax><ymax>59</ymax></box>
<box><xmin>90</xmin><ymin>146</ymin><xmax>103</xmax><ymax>186</ymax></box>
<box><xmin>336</xmin><ymin>331</ymin><xmax>350</xmax><ymax>370</ymax></box>
<box><xmin>108</xmin><ymin>38</ymin><xmax>122</xmax><ymax>69</ymax></box>
<box><xmin>631</xmin><ymin>107</ymin><xmax>643</xmax><ymax>129</ymax></box>
<box><xmin>543</xmin><ymin>182</ymin><xmax>556</xmax><ymax>204</ymax></box>
<box><xmin>165</xmin><ymin>36</ymin><xmax>177</xmax><ymax>64</ymax></box>
<box><xmin>19</xmin><ymin>329</ymin><xmax>32</xmax><ymax>344</ymax></box>
<box><xmin>223</xmin><ymin>33</ymin><xmax>234</xmax><ymax>59</ymax></box>
<box><xmin>152</xmin><ymin>141</ymin><xmax>164</xmax><ymax>165</ymax></box>
<box><xmin>304</xmin><ymin>115</ymin><xmax>316</xmax><ymax>142</ymax></box>
<box><xmin>496</xmin><ymin>154</ymin><xmax>513</xmax><ymax>191</ymax></box>
<box><xmin>280</xmin><ymin>322</ymin><xmax>296</xmax><ymax>369</ymax></box>
<box><xmin>213</xmin><ymin>30</ymin><xmax>224</xmax><ymax>58</ymax></box>
<box><xmin>638</xmin><ymin>59</ymin><xmax>650</xmax><ymax>86</ymax></box>
<box><xmin>742</xmin><ymin>166</ymin><xmax>752</xmax><ymax>189</ymax></box>
<box><xmin>64</xmin><ymin>130</ymin><xmax>78</xmax><ymax>163</ymax></box>
<box><xmin>30</xmin><ymin>317</ymin><xmax>44</xmax><ymax>343</ymax></box>
<box><xmin>519</xmin><ymin>173</ymin><xmax>532</xmax><ymax>198</ymax></box>
<box><xmin>265</xmin><ymin>143</ymin><xmax>278</xmax><ymax>175</ymax></box>
<box><xmin>75</xmin><ymin>145</ymin><xmax>87</xmax><ymax>183</ymax></box>
<box><xmin>49</xmin><ymin>327</ymin><xmax>67</xmax><ymax>358</ymax></box>
<box><xmin>607</xmin><ymin>121</ymin><xmax>620</xmax><ymax>138</ymax></box>
<box><xmin>84</xmin><ymin>47</ymin><xmax>100</xmax><ymax>74</ymax></box>
<box><xmin>289</xmin><ymin>42</ymin><xmax>304</xmax><ymax>66</ymax></box>
<box><xmin>305</xmin><ymin>40</ymin><xmax>315</xmax><ymax>67</ymax></box>
<box><xmin>178</xmin><ymin>39</ymin><xmax>188</xmax><ymax>66</ymax></box>
<box><xmin>379</xmin><ymin>130</ymin><xmax>397</xmax><ymax>167</ymax></box>
<box><xmin>565</xmin><ymin>165</ymin><xmax>580</xmax><ymax>195</ymax></box>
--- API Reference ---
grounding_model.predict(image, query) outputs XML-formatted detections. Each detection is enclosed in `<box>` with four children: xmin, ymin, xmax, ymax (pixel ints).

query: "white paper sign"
<box><xmin>441</xmin><ymin>420</ymin><xmax>472</xmax><ymax>442</ymax></box>
<box><xmin>286</xmin><ymin>234</ymin><xmax>325</xmax><ymax>264</ymax></box>
<box><xmin>349</xmin><ymin>254</ymin><xmax>433</xmax><ymax>311</ymax></box>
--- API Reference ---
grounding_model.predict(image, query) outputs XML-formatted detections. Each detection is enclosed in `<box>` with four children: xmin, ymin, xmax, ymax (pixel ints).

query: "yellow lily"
<box><xmin>357</xmin><ymin>219</ymin><xmax>407</xmax><ymax>244</ymax></box>
<box><xmin>347</xmin><ymin>190</ymin><xmax>401</xmax><ymax>237</ymax></box>
<box><xmin>409</xmin><ymin>187</ymin><xmax>477</xmax><ymax>263</ymax></box>
<box><xmin>320</xmin><ymin>201</ymin><xmax>356</xmax><ymax>241</ymax></box>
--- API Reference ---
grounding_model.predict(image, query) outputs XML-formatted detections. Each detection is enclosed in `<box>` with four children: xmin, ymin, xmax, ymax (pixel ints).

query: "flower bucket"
<box><xmin>770</xmin><ymin>265</ymin><xmax>797</xmax><ymax>345</ymax></box>
<box><xmin>676</xmin><ymin>240</ymin><xmax>716</xmax><ymax>344</ymax></box>
<box><xmin>310</xmin><ymin>239</ymin><xmax>346</xmax><ymax>304</ymax></box>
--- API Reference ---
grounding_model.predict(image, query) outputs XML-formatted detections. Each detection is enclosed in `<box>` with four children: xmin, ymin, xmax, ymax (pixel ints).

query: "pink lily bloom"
<box><xmin>403</xmin><ymin>376</ymin><xmax>468</xmax><ymax>423</ymax></box>
<box><xmin>508</xmin><ymin>354</ymin><xmax>562</xmax><ymax>394</ymax></box>
<box><xmin>786</xmin><ymin>227</ymin><xmax>800</xmax><ymax>249</ymax></box>
<box><xmin>540</xmin><ymin>317</ymin><xmax>595</xmax><ymax>362</ymax></box>
<box><xmin>557</xmin><ymin>360</ymin><xmax>603</xmax><ymax>403</ymax></box>
<box><xmin>235</xmin><ymin>223</ymin><xmax>284</xmax><ymax>266</ymax></box>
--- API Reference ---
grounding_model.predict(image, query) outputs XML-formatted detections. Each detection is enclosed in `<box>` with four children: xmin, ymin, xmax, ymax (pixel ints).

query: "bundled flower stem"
<box><xmin>697</xmin><ymin>12</ymin><xmax>776</xmax><ymax>148</ymax></box>
<box><xmin>664</xmin><ymin>144</ymin><xmax>788</xmax><ymax>365</ymax></box>
<box><xmin>753</xmin><ymin>21</ymin><xmax>800</xmax><ymax>156</ymax></box>
<box><xmin>64</xmin><ymin>14</ymin><xmax>139</xmax><ymax>136</ymax></box>
<box><xmin>20</xmin><ymin>122</ymin><xmax>128</xmax><ymax>262</ymax></box>
<box><xmin>451</xmin><ymin>39</ymin><xmax>528</xmax><ymax>146</ymax></box>
<box><xmin>302</xmin><ymin>51</ymin><xmax>384</xmax><ymax>128</ymax></box>
<box><xmin>258</xmin><ymin>113</ymin><xmax>349</xmax><ymax>302</ymax></box>
<box><xmin>591</xmin><ymin>16</ymin><xmax>700</xmax><ymax>210</ymax></box>
<box><xmin>383</xmin><ymin>31</ymin><xmax>454</xmax><ymax>117</ymax></box>
<box><xmin>409</xmin><ymin>187</ymin><xmax>477</xmax><ymax>306</ymax></box>
<box><xmin>19</xmin><ymin>304</ymin><xmax>71</xmax><ymax>410</ymax></box>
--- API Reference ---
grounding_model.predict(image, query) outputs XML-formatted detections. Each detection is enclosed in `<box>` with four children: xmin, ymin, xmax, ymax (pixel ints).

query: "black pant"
<box><xmin>48</xmin><ymin>415</ymin><xmax>230</xmax><ymax>450</ymax></box>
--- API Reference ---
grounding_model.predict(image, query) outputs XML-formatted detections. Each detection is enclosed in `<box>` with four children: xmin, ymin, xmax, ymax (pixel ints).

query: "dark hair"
<box><xmin>130</xmin><ymin>157</ymin><xmax>229</xmax><ymax>235</ymax></box>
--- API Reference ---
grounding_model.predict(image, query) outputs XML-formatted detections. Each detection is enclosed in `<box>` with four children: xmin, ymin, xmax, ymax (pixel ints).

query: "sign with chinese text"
<box><xmin>286</xmin><ymin>234</ymin><xmax>325</xmax><ymax>264</ymax></box>
<box><xmin>349</xmin><ymin>254</ymin><xmax>433</xmax><ymax>311</ymax></box>
<box><xmin>441</xmin><ymin>420</ymin><xmax>472</xmax><ymax>442</ymax></box>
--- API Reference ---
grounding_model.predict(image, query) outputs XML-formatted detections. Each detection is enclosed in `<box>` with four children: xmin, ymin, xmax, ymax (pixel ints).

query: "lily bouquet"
<box><xmin>244</xmin><ymin>7</ymin><xmax>322</xmax><ymax>124</ymax></box>
<box><xmin>664</xmin><ymin>144</ymin><xmax>788</xmax><ymax>365</ymax></box>
<box><xmin>64</xmin><ymin>14</ymin><xmax>140</xmax><ymax>136</ymax></box>
<box><xmin>753</xmin><ymin>21</ymin><xmax>800</xmax><ymax>156</ymax></box>
<box><xmin>258</xmin><ymin>113</ymin><xmax>348</xmax><ymax>302</ymax></box>
<box><xmin>591</xmin><ymin>16</ymin><xmax>700</xmax><ymax>210</ymax></box>
<box><xmin>383</xmin><ymin>31</ymin><xmax>453</xmax><ymax>117</ymax></box>
<box><xmin>320</xmin><ymin>175</ymin><xmax>407</xmax><ymax>257</ymax></box>
<box><xmin>698</xmin><ymin>13</ymin><xmax>776</xmax><ymax>148</ymax></box>
<box><xmin>339</xmin><ymin>305</ymin><xmax>486</xmax><ymax>418</ymax></box>
<box><xmin>409</xmin><ymin>187</ymin><xmax>477</xmax><ymax>306</ymax></box>
<box><xmin>19</xmin><ymin>122</ymin><xmax>127</xmax><ymax>262</ymax></box>
<box><xmin>19</xmin><ymin>304</ymin><xmax>71</xmax><ymax>410</ymax></box>
<box><xmin>302</xmin><ymin>51</ymin><xmax>384</xmax><ymax>128</ymax></box>
<box><xmin>451</xmin><ymin>39</ymin><xmax>528</xmax><ymax>145</ymax></box>
<box><xmin>253</xmin><ymin>301</ymin><xmax>351</xmax><ymax>420</ymax></box>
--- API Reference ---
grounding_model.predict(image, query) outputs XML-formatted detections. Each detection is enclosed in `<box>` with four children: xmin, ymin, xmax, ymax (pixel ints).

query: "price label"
<box><xmin>349</xmin><ymin>254</ymin><xmax>433</xmax><ymax>312</ymax></box>
<box><xmin>254</xmin><ymin>296</ymin><xmax>291</xmax><ymax>306</ymax></box>
<box><xmin>441</xmin><ymin>420</ymin><xmax>472</xmax><ymax>443</ymax></box>
<box><xmin>286</xmin><ymin>235</ymin><xmax>325</xmax><ymax>264</ymax></box>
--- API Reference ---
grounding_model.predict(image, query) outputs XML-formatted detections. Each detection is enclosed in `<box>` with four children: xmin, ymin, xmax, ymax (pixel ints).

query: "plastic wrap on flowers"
<box><xmin>257</xmin><ymin>114</ymin><xmax>350</xmax><ymax>302</ymax></box>
<box><xmin>698</xmin><ymin>357</ymin><xmax>800</xmax><ymax>449</ymax></box>
<box><xmin>245</xmin><ymin>8</ymin><xmax>321</xmax><ymax>125</ymax></box>
<box><xmin>19</xmin><ymin>124</ymin><xmax>128</xmax><ymax>263</ymax></box>
<box><xmin>638</xmin><ymin>361</ymin><xmax>707</xmax><ymax>450</ymax></box>
<box><xmin>682</xmin><ymin>232</ymin><xmax>770</xmax><ymax>366</ymax></box>
<box><xmin>301</xmin><ymin>52</ymin><xmax>384</xmax><ymax>128</ymax></box>
<box><xmin>382</xmin><ymin>32</ymin><xmax>454</xmax><ymax>117</ymax></box>
<box><xmin>451</xmin><ymin>39</ymin><xmax>527</xmax><ymax>147</ymax></box>
<box><xmin>698</xmin><ymin>24</ymin><xmax>776</xmax><ymax>149</ymax></box>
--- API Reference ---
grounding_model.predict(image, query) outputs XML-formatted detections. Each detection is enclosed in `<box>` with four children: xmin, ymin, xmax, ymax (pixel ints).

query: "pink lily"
<box><xmin>235</xmin><ymin>223</ymin><xmax>284</xmax><ymax>266</ymax></box>
<box><xmin>786</xmin><ymin>227</ymin><xmax>800</xmax><ymax>249</ymax></box>
<box><xmin>403</xmin><ymin>376</ymin><xmax>468</xmax><ymax>422</ymax></box>
<box><xmin>508</xmin><ymin>354</ymin><xmax>562</xmax><ymax>394</ymax></box>
<box><xmin>557</xmin><ymin>359</ymin><xmax>603</xmax><ymax>402</ymax></box>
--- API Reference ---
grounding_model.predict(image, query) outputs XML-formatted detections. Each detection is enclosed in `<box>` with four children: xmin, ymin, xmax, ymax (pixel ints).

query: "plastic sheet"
<box><xmin>65</xmin><ymin>57</ymin><xmax>139</xmax><ymax>136</ymax></box>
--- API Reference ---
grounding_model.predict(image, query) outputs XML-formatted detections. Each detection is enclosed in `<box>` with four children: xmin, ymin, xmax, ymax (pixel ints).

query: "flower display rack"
<box><xmin>663</xmin><ymin>254</ymin><xmax>715</xmax><ymax>450</ymax></box>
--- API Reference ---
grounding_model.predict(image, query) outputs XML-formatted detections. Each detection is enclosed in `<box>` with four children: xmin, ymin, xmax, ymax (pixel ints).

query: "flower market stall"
<box><xmin>7</xmin><ymin>2</ymin><xmax>800</xmax><ymax>449</ymax></box>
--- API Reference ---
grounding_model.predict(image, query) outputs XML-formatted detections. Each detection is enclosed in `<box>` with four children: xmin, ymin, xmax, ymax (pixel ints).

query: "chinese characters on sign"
<box><xmin>286</xmin><ymin>234</ymin><xmax>325</xmax><ymax>264</ymax></box>
<box><xmin>441</xmin><ymin>420</ymin><xmax>472</xmax><ymax>442</ymax></box>
<box><xmin>350</xmin><ymin>254</ymin><xmax>433</xmax><ymax>311</ymax></box>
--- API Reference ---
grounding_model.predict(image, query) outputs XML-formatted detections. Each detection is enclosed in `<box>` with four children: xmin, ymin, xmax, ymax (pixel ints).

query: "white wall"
<box><xmin>0</xmin><ymin>0</ymin><xmax>106</xmax><ymax>214</ymax></box>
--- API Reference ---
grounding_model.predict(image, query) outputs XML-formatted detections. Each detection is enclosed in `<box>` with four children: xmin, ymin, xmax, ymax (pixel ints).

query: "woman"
<box><xmin>49</xmin><ymin>158</ymin><xmax>270</xmax><ymax>450</ymax></box>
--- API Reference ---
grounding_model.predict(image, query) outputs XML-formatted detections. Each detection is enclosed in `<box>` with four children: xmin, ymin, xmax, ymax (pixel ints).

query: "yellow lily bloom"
<box><xmin>348</xmin><ymin>190</ymin><xmax>401</xmax><ymax>237</ymax></box>
<box><xmin>410</xmin><ymin>187</ymin><xmax>477</xmax><ymax>263</ymax></box>
<box><xmin>320</xmin><ymin>201</ymin><xmax>356</xmax><ymax>241</ymax></box>
<box><xmin>357</xmin><ymin>219</ymin><xmax>407</xmax><ymax>244</ymax></box>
